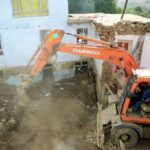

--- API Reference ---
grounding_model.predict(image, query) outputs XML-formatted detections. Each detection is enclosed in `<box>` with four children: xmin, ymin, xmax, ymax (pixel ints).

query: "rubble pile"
<box><xmin>86</xmin><ymin>129</ymin><xmax>118</xmax><ymax>150</ymax></box>
<box><xmin>93</xmin><ymin>21</ymin><xmax>150</xmax><ymax>41</ymax></box>
<box><xmin>0</xmin><ymin>80</ymin><xmax>20</xmax><ymax>148</ymax></box>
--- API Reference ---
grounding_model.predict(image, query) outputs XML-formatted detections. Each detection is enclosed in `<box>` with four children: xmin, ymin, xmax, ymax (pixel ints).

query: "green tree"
<box><xmin>116</xmin><ymin>7</ymin><xmax>122</xmax><ymax>14</ymax></box>
<box><xmin>69</xmin><ymin>0</ymin><xmax>94</xmax><ymax>14</ymax></box>
<box><xmin>134</xmin><ymin>6</ymin><xmax>143</xmax><ymax>13</ymax></box>
<box><xmin>94</xmin><ymin>0</ymin><xmax>117</xmax><ymax>13</ymax></box>
<box><xmin>126</xmin><ymin>8</ymin><xmax>150</xmax><ymax>18</ymax></box>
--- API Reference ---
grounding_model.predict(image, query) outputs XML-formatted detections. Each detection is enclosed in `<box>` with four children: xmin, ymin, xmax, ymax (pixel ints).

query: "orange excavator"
<box><xmin>18</xmin><ymin>29</ymin><xmax>150</xmax><ymax>148</ymax></box>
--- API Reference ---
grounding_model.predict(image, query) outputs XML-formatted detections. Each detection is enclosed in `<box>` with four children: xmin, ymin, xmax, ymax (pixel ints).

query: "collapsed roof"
<box><xmin>68</xmin><ymin>13</ymin><xmax>150</xmax><ymax>25</ymax></box>
<box><xmin>68</xmin><ymin>13</ymin><xmax>150</xmax><ymax>41</ymax></box>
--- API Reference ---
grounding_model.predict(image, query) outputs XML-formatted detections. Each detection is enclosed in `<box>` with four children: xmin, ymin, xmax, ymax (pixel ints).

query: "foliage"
<box><xmin>69</xmin><ymin>0</ymin><xmax>94</xmax><ymax>14</ymax></box>
<box><xmin>134</xmin><ymin>6</ymin><xmax>142</xmax><ymax>13</ymax></box>
<box><xmin>69</xmin><ymin>0</ymin><xmax>117</xmax><ymax>14</ymax></box>
<box><xmin>94</xmin><ymin>0</ymin><xmax>117</xmax><ymax>13</ymax></box>
<box><xmin>116</xmin><ymin>7</ymin><xmax>122</xmax><ymax>13</ymax></box>
<box><xmin>126</xmin><ymin>7</ymin><xmax>150</xmax><ymax>18</ymax></box>
<box><xmin>68</xmin><ymin>0</ymin><xmax>150</xmax><ymax>18</ymax></box>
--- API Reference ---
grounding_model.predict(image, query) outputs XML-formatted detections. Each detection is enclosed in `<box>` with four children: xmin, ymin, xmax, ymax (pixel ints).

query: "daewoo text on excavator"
<box><xmin>17</xmin><ymin>29</ymin><xmax>150</xmax><ymax>148</ymax></box>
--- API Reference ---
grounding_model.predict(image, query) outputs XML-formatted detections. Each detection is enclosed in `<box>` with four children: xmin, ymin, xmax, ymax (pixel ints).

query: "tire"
<box><xmin>111</xmin><ymin>128</ymin><xmax>139</xmax><ymax>148</ymax></box>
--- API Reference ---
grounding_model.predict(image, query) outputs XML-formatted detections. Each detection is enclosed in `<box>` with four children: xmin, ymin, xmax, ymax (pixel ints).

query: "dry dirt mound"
<box><xmin>0</xmin><ymin>80</ymin><xmax>22</xmax><ymax>149</ymax></box>
<box><xmin>5</xmin><ymin>73</ymin><xmax>98</xmax><ymax>150</ymax></box>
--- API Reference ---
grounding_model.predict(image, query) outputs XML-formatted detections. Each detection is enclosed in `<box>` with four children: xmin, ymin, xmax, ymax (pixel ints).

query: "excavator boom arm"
<box><xmin>29</xmin><ymin>29</ymin><xmax>139</xmax><ymax>78</ymax></box>
<box><xmin>58</xmin><ymin>43</ymin><xmax>138</xmax><ymax>77</ymax></box>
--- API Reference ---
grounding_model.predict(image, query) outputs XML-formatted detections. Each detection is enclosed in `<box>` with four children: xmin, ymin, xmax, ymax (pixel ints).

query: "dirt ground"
<box><xmin>0</xmin><ymin>72</ymin><xmax>149</xmax><ymax>150</ymax></box>
<box><xmin>3</xmin><ymin>72</ymin><xmax>98</xmax><ymax>150</ymax></box>
<box><xmin>0</xmin><ymin>80</ymin><xmax>22</xmax><ymax>149</ymax></box>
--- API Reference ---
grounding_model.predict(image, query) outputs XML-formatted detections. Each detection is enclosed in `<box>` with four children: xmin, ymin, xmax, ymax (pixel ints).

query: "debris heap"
<box><xmin>93</xmin><ymin>21</ymin><xmax>150</xmax><ymax>41</ymax></box>
<box><xmin>0</xmin><ymin>80</ymin><xmax>21</xmax><ymax>148</ymax></box>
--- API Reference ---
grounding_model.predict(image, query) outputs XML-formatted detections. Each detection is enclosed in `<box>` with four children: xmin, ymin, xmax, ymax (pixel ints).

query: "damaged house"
<box><xmin>0</xmin><ymin>0</ymin><xmax>150</xmax><ymax>84</ymax></box>
<box><xmin>68</xmin><ymin>13</ymin><xmax>150</xmax><ymax>102</ymax></box>
<box><xmin>0</xmin><ymin>1</ymin><xmax>150</xmax><ymax>149</ymax></box>
<box><xmin>0</xmin><ymin>0</ymin><xmax>96</xmax><ymax>81</ymax></box>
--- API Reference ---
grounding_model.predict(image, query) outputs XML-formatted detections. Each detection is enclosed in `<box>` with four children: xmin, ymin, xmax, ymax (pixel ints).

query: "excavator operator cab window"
<box><xmin>123</xmin><ymin>74</ymin><xmax>136</xmax><ymax>100</ymax></box>
<box><xmin>128</xmin><ymin>81</ymin><xmax>150</xmax><ymax>117</ymax></box>
<box><xmin>119</xmin><ymin>74</ymin><xmax>136</xmax><ymax>112</ymax></box>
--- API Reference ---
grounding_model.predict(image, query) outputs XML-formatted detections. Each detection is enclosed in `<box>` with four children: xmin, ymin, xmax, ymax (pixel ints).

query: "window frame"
<box><xmin>77</xmin><ymin>28</ymin><xmax>88</xmax><ymax>44</ymax></box>
<box><xmin>12</xmin><ymin>0</ymin><xmax>49</xmax><ymax>18</ymax></box>
<box><xmin>118</xmin><ymin>39</ymin><xmax>133</xmax><ymax>52</ymax></box>
<box><xmin>0</xmin><ymin>35</ymin><xmax>4</xmax><ymax>56</ymax></box>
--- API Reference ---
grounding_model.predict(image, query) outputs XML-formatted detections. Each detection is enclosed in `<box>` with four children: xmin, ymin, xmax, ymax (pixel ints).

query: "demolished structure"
<box><xmin>0</xmin><ymin>1</ymin><xmax>150</xmax><ymax>149</ymax></box>
<box><xmin>68</xmin><ymin>13</ymin><xmax>150</xmax><ymax>104</ymax></box>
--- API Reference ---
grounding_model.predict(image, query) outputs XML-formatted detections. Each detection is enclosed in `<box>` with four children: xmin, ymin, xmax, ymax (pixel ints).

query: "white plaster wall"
<box><xmin>116</xmin><ymin>35</ymin><xmax>140</xmax><ymax>52</ymax></box>
<box><xmin>0</xmin><ymin>0</ymin><xmax>68</xmax><ymax>24</ymax></box>
<box><xmin>0</xmin><ymin>0</ymin><xmax>69</xmax><ymax>68</ymax></box>
<box><xmin>140</xmin><ymin>34</ymin><xmax>150</xmax><ymax>69</ymax></box>
<box><xmin>116</xmin><ymin>34</ymin><xmax>150</xmax><ymax>69</ymax></box>
<box><xmin>55</xmin><ymin>23</ymin><xmax>97</xmax><ymax>62</ymax></box>
<box><xmin>0</xmin><ymin>0</ymin><xmax>99</xmax><ymax>69</ymax></box>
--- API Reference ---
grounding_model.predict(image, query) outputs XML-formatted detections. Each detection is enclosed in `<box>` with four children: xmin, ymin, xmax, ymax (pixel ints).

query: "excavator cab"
<box><xmin>97</xmin><ymin>69</ymin><xmax>150</xmax><ymax>148</ymax></box>
<box><xmin>121</xmin><ymin>69</ymin><xmax>150</xmax><ymax>123</ymax></box>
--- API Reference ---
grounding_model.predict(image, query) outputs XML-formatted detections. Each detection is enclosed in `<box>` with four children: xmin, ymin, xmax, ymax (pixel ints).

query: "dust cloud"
<box><xmin>7</xmin><ymin>75</ymin><xmax>97</xmax><ymax>150</ymax></box>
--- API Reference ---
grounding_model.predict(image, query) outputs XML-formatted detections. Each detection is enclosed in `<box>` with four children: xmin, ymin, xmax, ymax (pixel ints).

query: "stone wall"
<box><xmin>93</xmin><ymin>21</ymin><xmax>150</xmax><ymax>41</ymax></box>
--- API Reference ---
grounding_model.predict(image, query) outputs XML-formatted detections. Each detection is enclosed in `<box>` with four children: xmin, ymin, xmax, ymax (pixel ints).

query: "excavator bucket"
<box><xmin>15</xmin><ymin>75</ymin><xmax>32</xmax><ymax>107</ymax></box>
<box><xmin>16</xmin><ymin>87</ymin><xmax>30</xmax><ymax>107</ymax></box>
<box><xmin>16</xmin><ymin>29</ymin><xmax>65</xmax><ymax>107</ymax></box>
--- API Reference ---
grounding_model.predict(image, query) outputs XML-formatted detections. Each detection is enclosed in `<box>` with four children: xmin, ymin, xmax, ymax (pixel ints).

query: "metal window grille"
<box><xmin>77</xmin><ymin>28</ymin><xmax>88</xmax><ymax>44</ymax></box>
<box><xmin>12</xmin><ymin>0</ymin><xmax>48</xmax><ymax>17</ymax></box>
